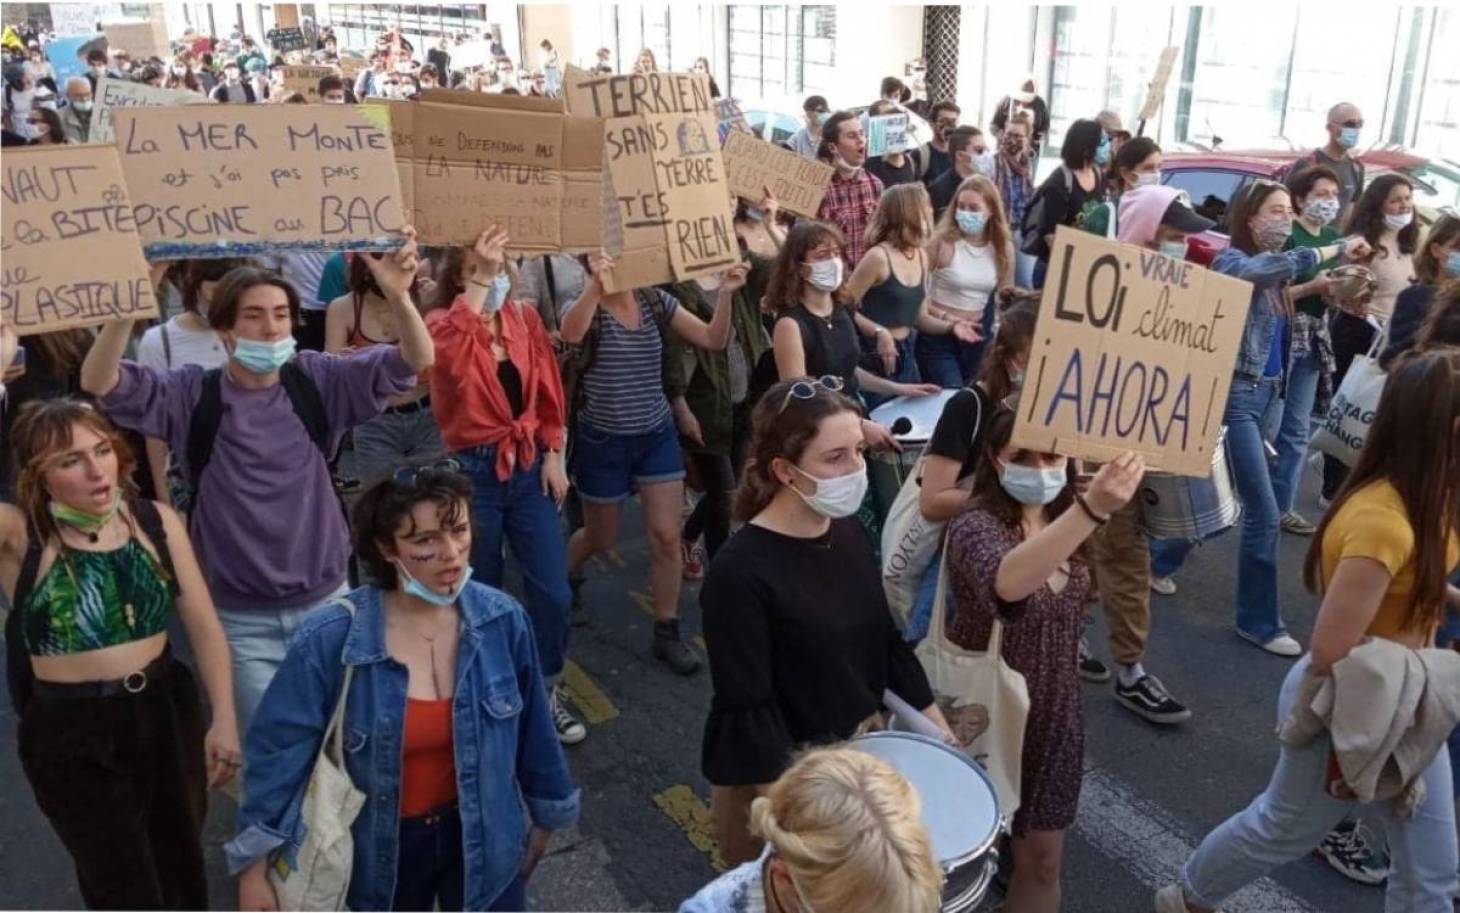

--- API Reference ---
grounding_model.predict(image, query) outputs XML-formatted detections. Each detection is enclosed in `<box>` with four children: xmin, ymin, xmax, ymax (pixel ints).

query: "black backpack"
<box><xmin>183</xmin><ymin>363</ymin><xmax>330</xmax><ymax>494</ymax></box>
<box><xmin>6</xmin><ymin>499</ymin><xmax>178</xmax><ymax>714</ymax></box>
<box><xmin>1018</xmin><ymin>164</ymin><xmax>1074</xmax><ymax>258</ymax></box>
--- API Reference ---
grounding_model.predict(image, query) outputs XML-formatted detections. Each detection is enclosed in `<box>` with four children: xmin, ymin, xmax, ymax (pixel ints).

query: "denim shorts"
<box><xmin>572</xmin><ymin>419</ymin><xmax>685</xmax><ymax>504</ymax></box>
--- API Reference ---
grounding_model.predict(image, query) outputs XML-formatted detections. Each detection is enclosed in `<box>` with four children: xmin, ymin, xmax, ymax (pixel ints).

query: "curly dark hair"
<box><xmin>1342</xmin><ymin>173</ymin><xmax>1419</xmax><ymax>256</ymax></box>
<box><xmin>352</xmin><ymin>467</ymin><xmax>474</xmax><ymax>590</ymax></box>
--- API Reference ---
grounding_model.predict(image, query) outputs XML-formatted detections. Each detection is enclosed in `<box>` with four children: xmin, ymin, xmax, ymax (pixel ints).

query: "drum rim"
<box><xmin>849</xmin><ymin>731</ymin><xmax>1007</xmax><ymax>862</ymax></box>
<box><xmin>942</xmin><ymin>853</ymin><xmax>998</xmax><ymax>913</ymax></box>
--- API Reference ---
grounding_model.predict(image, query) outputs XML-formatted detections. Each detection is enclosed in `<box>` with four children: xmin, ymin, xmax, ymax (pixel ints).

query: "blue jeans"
<box><xmin>457</xmin><ymin>448</ymin><xmax>572</xmax><ymax>681</ymax></box>
<box><xmin>1014</xmin><ymin>250</ymin><xmax>1037</xmax><ymax>289</ymax></box>
<box><xmin>1183</xmin><ymin>657</ymin><xmax>1458</xmax><ymax>912</ymax></box>
<box><xmin>915</xmin><ymin>300</ymin><xmax>996</xmax><ymax>388</ymax></box>
<box><xmin>1149</xmin><ymin>537</ymin><xmax>1196</xmax><ymax>579</ymax></box>
<box><xmin>859</xmin><ymin>332</ymin><xmax>920</xmax><ymax>412</ymax></box>
<box><xmin>1225</xmin><ymin>377</ymin><xmax>1286</xmax><ymax>642</ymax></box>
<box><xmin>1272</xmin><ymin>346</ymin><xmax>1322</xmax><ymax>515</ymax></box>
<box><xmin>573</xmin><ymin>419</ymin><xmax>684</xmax><ymax>504</ymax></box>
<box><xmin>393</xmin><ymin>804</ymin><xmax>466</xmax><ymax>912</ymax></box>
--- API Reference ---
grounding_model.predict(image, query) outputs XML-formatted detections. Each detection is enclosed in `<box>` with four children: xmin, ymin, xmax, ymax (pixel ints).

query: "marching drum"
<box><xmin>868</xmin><ymin>390</ymin><xmax>958</xmax><ymax>516</ymax></box>
<box><xmin>1138</xmin><ymin>427</ymin><xmax>1241</xmax><ymax>540</ymax></box>
<box><xmin>849</xmin><ymin>731</ymin><xmax>1004</xmax><ymax>912</ymax></box>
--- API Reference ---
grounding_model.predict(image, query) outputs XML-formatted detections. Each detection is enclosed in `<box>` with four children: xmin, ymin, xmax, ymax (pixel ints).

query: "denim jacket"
<box><xmin>224</xmin><ymin>583</ymin><xmax>580</xmax><ymax>911</ymax></box>
<box><xmin>678</xmin><ymin>850</ymin><xmax>769</xmax><ymax>912</ymax></box>
<box><xmin>1210</xmin><ymin>246</ymin><xmax>1319</xmax><ymax>380</ymax></box>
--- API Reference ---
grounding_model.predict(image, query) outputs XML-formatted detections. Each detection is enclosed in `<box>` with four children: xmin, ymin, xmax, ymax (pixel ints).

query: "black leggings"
<box><xmin>682</xmin><ymin>403</ymin><xmax>751</xmax><ymax>561</ymax></box>
<box><xmin>18</xmin><ymin>656</ymin><xmax>208</xmax><ymax>910</ymax></box>
<box><xmin>1323</xmin><ymin>311</ymin><xmax>1377</xmax><ymax>500</ymax></box>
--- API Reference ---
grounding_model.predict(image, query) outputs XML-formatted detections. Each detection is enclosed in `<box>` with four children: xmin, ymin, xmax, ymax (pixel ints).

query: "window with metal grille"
<box><xmin>727</xmin><ymin>4</ymin><xmax>836</xmax><ymax>102</ymax></box>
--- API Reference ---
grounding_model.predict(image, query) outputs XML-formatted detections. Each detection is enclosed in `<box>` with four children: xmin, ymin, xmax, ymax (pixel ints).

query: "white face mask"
<box><xmin>1384</xmin><ymin>210</ymin><xmax>1413</xmax><ymax>231</ymax></box>
<box><xmin>788</xmin><ymin>462</ymin><xmax>867</xmax><ymax>519</ymax></box>
<box><xmin>1134</xmin><ymin>171</ymin><xmax>1161</xmax><ymax>188</ymax></box>
<box><xmin>806</xmin><ymin>258</ymin><xmax>843</xmax><ymax>291</ymax></box>
<box><xmin>999</xmin><ymin>462</ymin><xmax>1066</xmax><ymax>506</ymax></box>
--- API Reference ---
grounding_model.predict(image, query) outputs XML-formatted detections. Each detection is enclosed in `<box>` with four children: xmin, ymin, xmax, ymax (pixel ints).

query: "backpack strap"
<box><xmin>541</xmin><ymin>256</ymin><xmax>559</xmax><ymax>332</ymax></box>
<box><xmin>186</xmin><ymin>363</ymin><xmax>330</xmax><ymax>492</ymax></box>
<box><xmin>129</xmin><ymin>498</ymin><xmax>179</xmax><ymax>596</ymax></box>
<box><xmin>278</xmin><ymin>361</ymin><xmax>331</xmax><ymax>460</ymax></box>
<box><xmin>161</xmin><ymin>323</ymin><xmax>173</xmax><ymax>369</ymax></box>
<box><xmin>6</xmin><ymin>527</ymin><xmax>44</xmax><ymax>714</ymax></box>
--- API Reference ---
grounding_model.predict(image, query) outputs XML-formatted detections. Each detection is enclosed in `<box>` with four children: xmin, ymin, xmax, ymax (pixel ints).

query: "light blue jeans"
<box><xmin>1271</xmin><ymin>346</ymin><xmax>1323</xmax><ymax>516</ymax></box>
<box><xmin>216</xmin><ymin>583</ymin><xmax>350</xmax><ymax>741</ymax></box>
<box><xmin>1225</xmin><ymin>377</ymin><xmax>1286</xmax><ymax>643</ymax></box>
<box><xmin>1183</xmin><ymin>656</ymin><xmax>1458</xmax><ymax>912</ymax></box>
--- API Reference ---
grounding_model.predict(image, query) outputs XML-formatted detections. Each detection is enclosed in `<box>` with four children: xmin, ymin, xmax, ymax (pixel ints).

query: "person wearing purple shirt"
<box><xmin>80</xmin><ymin>231</ymin><xmax>434</xmax><ymax>737</ymax></box>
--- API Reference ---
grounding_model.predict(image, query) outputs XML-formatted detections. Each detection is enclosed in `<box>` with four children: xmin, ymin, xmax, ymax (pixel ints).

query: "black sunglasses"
<box><xmin>393</xmin><ymin>458</ymin><xmax>462</xmax><ymax>486</ymax></box>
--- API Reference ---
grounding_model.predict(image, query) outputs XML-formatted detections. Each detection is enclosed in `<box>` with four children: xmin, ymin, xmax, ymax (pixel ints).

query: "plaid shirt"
<box><xmin>995</xmin><ymin>156</ymin><xmax>1035</xmax><ymax>231</ymax></box>
<box><xmin>817</xmin><ymin>169</ymin><xmax>885</xmax><ymax>269</ymax></box>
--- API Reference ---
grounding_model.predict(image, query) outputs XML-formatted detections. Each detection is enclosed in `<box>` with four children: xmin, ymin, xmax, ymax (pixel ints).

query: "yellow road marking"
<box><xmin>628</xmin><ymin>589</ymin><xmax>655</xmax><ymax>617</ymax></box>
<box><xmin>559</xmin><ymin>660</ymin><xmax>619</xmax><ymax>725</ymax></box>
<box><xmin>653</xmin><ymin>785</ymin><xmax>727</xmax><ymax>872</ymax></box>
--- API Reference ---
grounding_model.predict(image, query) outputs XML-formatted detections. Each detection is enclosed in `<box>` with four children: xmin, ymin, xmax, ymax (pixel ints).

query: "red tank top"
<box><xmin>399</xmin><ymin>697</ymin><xmax>457</xmax><ymax>817</ymax></box>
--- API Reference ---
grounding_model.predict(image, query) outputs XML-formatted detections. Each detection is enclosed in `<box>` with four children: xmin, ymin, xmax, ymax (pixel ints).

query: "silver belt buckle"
<box><xmin>122</xmin><ymin>670</ymin><xmax>148</xmax><ymax>693</ymax></box>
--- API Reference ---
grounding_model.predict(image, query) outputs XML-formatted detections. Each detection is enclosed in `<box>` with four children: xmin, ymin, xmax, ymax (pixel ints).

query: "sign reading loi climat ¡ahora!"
<box><xmin>383</xmin><ymin>89</ymin><xmax>604</xmax><ymax>252</ymax></box>
<box><xmin>1</xmin><ymin>145</ymin><xmax>159</xmax><ymax>335</ymax></box>
<box><xmin>89</xmin><ymin>75</ymin><xmax>213</xmax><ymax>145</ymax></box>
<box><xmin>1010</xmin><ymin>227</ymin><xmax>1252</xmax><ymax>477</ymax></box>
<box><xmin>720</xmin><ymin>129</ymin><xmax>832</xmax><ymax>218</ymax></box>
<box><xmin>111</xmin><ymin>104</ymin><xmax>405</xmax><ymax>259</ymax></box>
<box><xmin>563</xmin><ymin>66</ymin><xmax>739</xmax><ymax>293</ymax></box>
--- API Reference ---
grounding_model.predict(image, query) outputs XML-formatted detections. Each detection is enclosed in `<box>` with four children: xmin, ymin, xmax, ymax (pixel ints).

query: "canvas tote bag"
<box><xmin>1312</xmin><ymin>320</ymin><xmax>1389</xmax><ymax>467</ymax></box>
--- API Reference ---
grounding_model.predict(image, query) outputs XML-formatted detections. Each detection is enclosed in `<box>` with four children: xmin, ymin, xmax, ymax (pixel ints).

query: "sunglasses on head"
<box><xmin>393</xmin><ymin>458</ymin><xmax>462</xmax><ymax>486</ymax></box>
<box><xmin>778</xmin><ymin>375</ymin><xmax>844</xmax><ymax>414</ymax></box>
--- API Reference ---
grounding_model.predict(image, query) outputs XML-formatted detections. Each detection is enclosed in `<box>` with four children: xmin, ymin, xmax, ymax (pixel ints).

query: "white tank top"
<box><xmin>929</xmin><ymin>240</ymin><xmax>999</xmax><ymax>318</ymax></box>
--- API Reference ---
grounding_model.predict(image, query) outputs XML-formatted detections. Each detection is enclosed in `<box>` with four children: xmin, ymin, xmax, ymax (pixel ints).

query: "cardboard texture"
<box><xmin>1010</xmin><ymin>227</ymin><xmax>1252</xmax><ymax>476</ymax></box>
<box><xmin>721</xmin><ymin>130</ymin><xmax>832</xmax><ymax>218</ymax></box>
<box><xmin>1138</xmin><ymin>47</ymin><xmax>1181</xmax><ymax>123</ymax></box>
<box><xmin>279</xmin><ymin>65</ymin><xmax>335</xmax><ymax>102</ymax></box>
<box><xmin>380</xmin><ymin>90</ymin><xmax>604</xmax><ymax>253</ymax></box>
<box><xmin>563</xmin><ymin>66</ymin><xmax>739</xmax><ymax>293</ymax></box>
<box><xmin>338</xmin><ymin>55</ymin><xmax>367</xmax><ymax>79</ymax></box>
<box><xmin>101</xmin><ymin>21</ymin><xmax>167</xmax><ymax>62</ymax></box>
<box><xmin>89</xmin><ymin>75</ymin><xmax>213</xmax><ymax>144</ymax></box>
<box><xmin>1</xmin><ymin>145</ymin><xmax>159</xmax><ymax>335</ymax></box>
<box><xmin>867</xmin><ymin>113</ymin><xmax>910</xmax><ymax>156</ymax></box>
<box><xmin>111</xmin><ymin>104</ymin><xmax>405</xmax><ymax>259</ymax></box>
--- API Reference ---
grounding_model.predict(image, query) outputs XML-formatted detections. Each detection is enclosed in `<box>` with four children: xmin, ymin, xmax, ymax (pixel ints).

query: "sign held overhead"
<box><xmin>89</xmin><ymin>75</ymin><xmax>213</xmax><ymax>145</ymax></box>
<box><xmin>1010</xmin><ymin>227</ymin><xmax>1252</xmax><ymax>476</ymax></box>
<box><xmin>1</xmin><ymin>145</ymin><xmax>159</xmax><ymax>335</ymax></box>
<box><xmin>721</xmin><ymin>130</ymin><xmax>832</xmax><ymax>218</ymax></box>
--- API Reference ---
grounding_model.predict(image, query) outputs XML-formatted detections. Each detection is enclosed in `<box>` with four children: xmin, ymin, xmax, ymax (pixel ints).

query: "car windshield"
<box><xmin>1401</xmin><ymin>161</ymin><xmax>1460</xmax><ymax>210</ymax></box>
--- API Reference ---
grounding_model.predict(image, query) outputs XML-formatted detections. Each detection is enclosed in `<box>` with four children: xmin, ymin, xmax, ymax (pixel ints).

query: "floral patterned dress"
<box><xmin>945</xmin><ymin>508</ymin><xmax>1091</xmax><ymax>835</ymax></box>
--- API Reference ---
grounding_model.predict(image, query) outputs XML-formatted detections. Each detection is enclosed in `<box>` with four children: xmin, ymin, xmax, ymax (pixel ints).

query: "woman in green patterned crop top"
<box><xmin>0</xmin><ymin>398</ymin><xmax>238</xmax><ymax>910</ymax></box>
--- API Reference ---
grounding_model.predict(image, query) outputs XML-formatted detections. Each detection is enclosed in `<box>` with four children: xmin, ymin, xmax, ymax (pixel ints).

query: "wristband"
<box><xmin>1075</xmin><ymin>492</ymin><xmax>1109</xmax><ymax>526</ymax></box>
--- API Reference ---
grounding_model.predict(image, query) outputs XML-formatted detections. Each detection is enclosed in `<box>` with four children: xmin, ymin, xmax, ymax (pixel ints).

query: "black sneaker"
<box><xmin>1315</xmin><ymin>818</ymin><xmax>1388</xmax><ymax>886</ymax></box>
<box><xmin>550</xmin><ymin>685</ymin><xmax>587</xmax><ymax>745</ymax></box>
<box><xmin>1078</xmin><ymin>636</ymin><xmax>1111</xmax><ymax>683</ymax></box>
<box><xmin>569</xmin><ymin>575</ymin><xmax>588</xmax><ymax>627</ymax></box>
<box><xmin>1114</xmin><ymin>674</ymin><xmax>1192</xmax><ymax>724</ymax></box>
<box><xmin>652</xmin><ymin>620</ymin><xmax>702</xmax><ymax>675</ymax></box>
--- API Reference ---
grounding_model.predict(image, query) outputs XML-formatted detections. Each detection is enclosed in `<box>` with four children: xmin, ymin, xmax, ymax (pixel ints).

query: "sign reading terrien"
<box><xmin>1</xmin><ymin>145</ymin><xmax>159</xmax><ymax>335</ymax></box>
<box><xmin>279</xmin><ymin>65</ymin><xmax>335</xmax><ymax>102</ymax></box>
<box><xmin>721</xmin><ymin>130</ymin><xmax>832</xmax><ymax>218</ymax></box>
<box><xmin>89</xmin><ymin>75</ymin><xmax>213</xmax><ymax>144</ymax></box>
<box><xmin>867</xmin><ymin>113</ymin><xmax>910</xmax><ymax>156</ymax></box>
<box><xmin>1010</xmin><ymin>227</ymin><xmax>1252</xmax><ymax>477</ymax></box>
<box><xmin>563</xmin><ymin>66</ymin><xmax>739</xmax><ymax>293</ymax></box>
<box><xmin>111</xmin><ymin>104</ymin><xmax>405</xmax><ymax>259</ymax></box>
<box><xmin>383</xmin><ymin>89</ymin><xmax>604</xmax><ymax>252</ymax></box>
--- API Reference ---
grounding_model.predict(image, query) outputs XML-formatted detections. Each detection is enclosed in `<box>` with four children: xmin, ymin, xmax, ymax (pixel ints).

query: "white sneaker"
<box><xmin>1151</xmin><ymin>576</ymin><xmax>1178</xmax><ymax>596</ymax></box>
<box><xmin>1155</xmin><ymin>884</ymin><xmax>1212</xmax><ymax>912</ymax></box>
<box><xmin>1236</xmin><ymin>629</ymin><xmax>1302</xmax><ymax>657</ymax></box>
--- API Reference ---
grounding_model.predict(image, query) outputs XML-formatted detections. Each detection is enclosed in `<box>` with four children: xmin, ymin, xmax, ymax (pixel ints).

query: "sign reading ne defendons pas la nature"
<box><xmin>1010</xmin><ymin>227</ymin><xmax>1252</xmax><ymax>477</ymax></box>
<box><xmin>1</xmin><ymin>145</ymin><xmax>159</xmax><ymax>335</ymax></box>
<box><xmin>110</xmin><ymin>104</ymin><xmax>406</xmax><ymax>259</ymax></box>
<box><xmin>382</xmin><ymin>89</ymin><xmax>604</xmax><ymax>253</ymax></box>
<box><xmin>564</xmin><ymin>66</ymin><xmax>739</xmax><ymax>292</ymax></box>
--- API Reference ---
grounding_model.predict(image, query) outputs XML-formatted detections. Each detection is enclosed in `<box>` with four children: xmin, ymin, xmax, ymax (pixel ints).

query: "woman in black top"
<box><xmin>700</xmin><ymin>377</ymin><xmax>951</xmax><ymax>867</ymax></box>
<box><xmin>1029</xmin><ymin>118</ymin><xmax>1107</xmax><ymax>288</ymax></box>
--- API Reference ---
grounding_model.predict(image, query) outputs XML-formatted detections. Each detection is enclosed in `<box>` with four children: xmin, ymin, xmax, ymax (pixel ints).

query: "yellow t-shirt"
<box><xmin>1320</xmin><ymin>480</ymin><xmax>1460</xmax><ymax>639</ymax></box>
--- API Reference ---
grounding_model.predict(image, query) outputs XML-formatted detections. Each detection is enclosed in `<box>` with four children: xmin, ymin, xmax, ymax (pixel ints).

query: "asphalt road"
<box><xmin>0</xmin><ymin>468</ymin><xmax>1389</xmax><ymax>912</ymax></box>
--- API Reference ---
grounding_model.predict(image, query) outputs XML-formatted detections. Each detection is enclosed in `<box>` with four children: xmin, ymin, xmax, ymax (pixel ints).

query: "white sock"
<box><xmin>1118</xmin><ymin>662</ymin><xmax>1145</xmax><ymax>688</ymax></box>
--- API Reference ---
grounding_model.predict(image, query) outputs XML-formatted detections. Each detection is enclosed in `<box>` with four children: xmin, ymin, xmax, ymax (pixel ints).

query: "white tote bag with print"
<box><xmin>1312</xmin><ymin>321</ymin><xmax>1389</xmax><ymax>467</ymax></box>
<box><xmin>914</xmin><ymin>555</ymin><xmax>1029</xmax><ymax>816</ymax></box>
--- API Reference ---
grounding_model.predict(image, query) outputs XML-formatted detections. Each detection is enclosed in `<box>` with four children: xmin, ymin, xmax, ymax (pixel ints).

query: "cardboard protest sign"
<box><xmin>1</xmin><ymin>145</ymin><xmax>158</xmax><ymax>335</ymax></box>
<box><xmin>111</xmin><ymin>104</ymin><xmax>405</xmax><ymax>259</ymax></box>
<box><xmin>101</xmin><ymin>21</ymin><xmax>167</xmax><ymax>62</ymax></box>
<box><xmin>52</xmin><ymin>5</ymin><xmax>101</xmax><ymax>36</ymax></box>
<box><xmin>1138</xmin><ymin>47</ymin><xmax>1180</xmax><ymax>123</ymax></box>
<box><xmin>89</xmin><ymin>75</ymin><xmax>213</xmax><ymax>144</ymax></box>
<box><xmin>563</xmin><ymin>66</ymin><xmax>739</xmax><ymax>292</ymax></box>
<box><xmin>381</xmin><ymin>90</ymin><xmax>603</xmax><ymax>253</ymax></box>
<box><xmin>721</xmin><ymin>130</ymin><xmax>832</xmax><ymax>218</ymax></box>
<box><xmin>279</xmin><ymin>65</ymin><xmax>335</xmax><ymax>102</ymax></box>
<box><xmin>867</xmin><ymin>113</ymin><xmax>910</xmax><ymax>157</ymax></box>
<box><xmin>1010</xmin><ymin>227</ymin><xmax>1252</xmax><ymax>476</ymax></box>
<box><xmin>267</xmin><ymin>27</ymin><xmax>309</xmax><ymax>52</ymax></box>
<box><xmin>338</xmin><ymin>55</ymin><xmax>367</xmax><ymax>79</ymax></box>
<box><xmin>715</xmin><ymin>97</ymin><xmax>751</xmax><ymax>144</ymax></box>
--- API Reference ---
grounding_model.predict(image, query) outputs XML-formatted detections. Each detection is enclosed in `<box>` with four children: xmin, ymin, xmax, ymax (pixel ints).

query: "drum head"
<box><xmin>848</xmin><ymin>731</ymin><xmax>1002</xmax><ymax>864</ymax></box>
<box><xmin>869</xmin><ymin>390</ymin><xmax>958</xmax><ymax>442</ymax></box>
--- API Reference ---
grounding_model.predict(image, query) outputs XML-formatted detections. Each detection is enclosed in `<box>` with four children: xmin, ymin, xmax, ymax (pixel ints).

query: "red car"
<box><xmin>1158</xmin><ymin>149</ymin><xmax>1431</xmax><ymax>265</ymax></box>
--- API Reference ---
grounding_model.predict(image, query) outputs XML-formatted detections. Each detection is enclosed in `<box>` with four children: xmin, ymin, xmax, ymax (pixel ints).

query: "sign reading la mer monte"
<box><xmin>1010</xmin><ymin>227</ymin><xmax>1252</xmax><ymax>477</ymax></box>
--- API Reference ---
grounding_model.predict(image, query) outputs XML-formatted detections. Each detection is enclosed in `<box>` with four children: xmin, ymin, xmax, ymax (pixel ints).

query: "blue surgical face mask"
<box><xmin>484</xmin><ymin>272</ymin><xmax>511</xmax><ymax>313</ymax></box>
<box><xmin>231</xmin><ymin>336</ymin><xmax>296</xmax><ymax>374</ymax></box>
<box><xmin>955</xmin><ymin>209</ymin><xmax>987</xmax><ymax>236</ymax></box>
<box><xmin>1094</xmin><ymin>137</ymin><xmax>1111</xmax><ymax>166</ymax></box>
<box><xmin>999</xmin><ymin>461</ymin><xmax>1067</xmax><ymax>506</ymax></box>
<box><xmin>1338</xmin><ymin>126</ymin><xmax>1360</xmax><ymax>149</ymax></box>
<box><xmin>1159</xmin><ymin>239</ymin><xmax>1188</xmax><ymax>261</ymax></box>
<box><xmin>395</xmin><ymin>559</ymin><xmax>474</xmax><ymax>607</ymax></box>
<box><xmin>1445</xmin><ymin>251</ymin><xmax>1460</xmax><ymax>278</ymax></box>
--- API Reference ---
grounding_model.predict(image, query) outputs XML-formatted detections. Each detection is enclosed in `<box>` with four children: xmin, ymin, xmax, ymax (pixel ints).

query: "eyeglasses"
<box><xmin>778</xmin><ymin>375</ymin><xmax>845</xmax><ymax>413</ymax></box>
<box><xmin>1336</xmin><ymin>119</ymin><xmax>1364</xmax><ymax>129</ymax></box>
<box><xmin>393</xmin><ymin>458</ymin><xmax>462</xmax><ymax>486</ymax></box>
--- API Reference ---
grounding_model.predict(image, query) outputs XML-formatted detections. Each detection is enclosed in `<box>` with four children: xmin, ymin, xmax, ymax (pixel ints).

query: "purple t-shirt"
<box><xmin>100</xmin><ymin>348</ymin><xmax>416</xmax><ymax>611</ymax></box>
